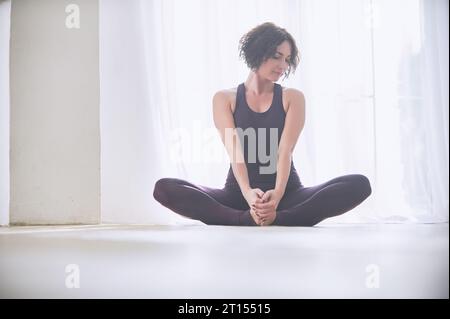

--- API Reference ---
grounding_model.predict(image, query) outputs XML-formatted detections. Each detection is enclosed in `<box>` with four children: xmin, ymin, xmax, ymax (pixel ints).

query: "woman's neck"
<box><xmin>244</xmin><ymin>72</ymin><xmax>275</xmax><ymax>96</ymax></box>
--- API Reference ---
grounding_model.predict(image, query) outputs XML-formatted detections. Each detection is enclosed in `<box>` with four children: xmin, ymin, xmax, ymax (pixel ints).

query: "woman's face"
<box><xmin>256</xmin><ymin>40</ymin><xmax>292</xmax><ymax>81</ymax></box>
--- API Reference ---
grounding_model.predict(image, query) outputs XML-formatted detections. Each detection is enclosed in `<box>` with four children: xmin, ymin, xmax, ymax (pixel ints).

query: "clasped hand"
<box><xmin>244</xmin><ymin>188</ymin><xmax>281</xmax><ymax>226</ymax></box>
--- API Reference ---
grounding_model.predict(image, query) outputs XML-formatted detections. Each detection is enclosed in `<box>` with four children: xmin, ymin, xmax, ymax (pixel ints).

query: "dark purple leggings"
<box><xmin>153</xmin><ymin>174</ymin><xmax>371</xmax><ymax>226</ymax></box>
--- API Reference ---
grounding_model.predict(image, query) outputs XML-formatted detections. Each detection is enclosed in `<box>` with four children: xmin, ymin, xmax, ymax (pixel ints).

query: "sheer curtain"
<box><xmin>100</xmin><ymin>0</ymin><xmax>449</xmax><ymax>225</ymax></box>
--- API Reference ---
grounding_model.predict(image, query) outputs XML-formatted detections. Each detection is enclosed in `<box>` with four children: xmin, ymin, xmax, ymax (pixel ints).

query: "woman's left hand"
<box><xmin>252</xmin><ymin>189</ymin><xmax>282</xmax><ymax>226</ymax></box>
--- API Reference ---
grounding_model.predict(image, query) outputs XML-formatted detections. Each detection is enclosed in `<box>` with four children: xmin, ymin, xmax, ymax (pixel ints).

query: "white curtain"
<box><xmin>99</xmin><ymin>0</ymin><xmax>449</xmax><ymax>225</ymax></box>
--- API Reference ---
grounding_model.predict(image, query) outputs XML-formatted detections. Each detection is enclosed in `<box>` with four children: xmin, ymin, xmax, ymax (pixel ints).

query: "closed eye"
<box><xmin>273</xmin><ymin>56</ymin><xmax>290</xmax><ymax>63</ymax></box>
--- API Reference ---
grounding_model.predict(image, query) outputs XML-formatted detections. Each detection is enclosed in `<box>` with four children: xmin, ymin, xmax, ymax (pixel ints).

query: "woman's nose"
<box><xmin>280</xmin><ymin>60</ymin><xmax>288</xmax><ymax>70</ymax></box>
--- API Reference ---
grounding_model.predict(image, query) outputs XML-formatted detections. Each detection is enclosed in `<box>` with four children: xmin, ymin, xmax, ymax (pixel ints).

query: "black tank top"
<box><xmin>224</xmin><ymin>82</ymin><xmax>302</xmax><ymax>190</ymax></box>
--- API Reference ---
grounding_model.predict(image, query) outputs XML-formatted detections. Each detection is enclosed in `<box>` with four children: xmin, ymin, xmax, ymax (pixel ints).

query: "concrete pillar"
<box><xmin>9</xmin><ymin>0</ymin><xmax>100</xmax><ymax>224</ymax></box>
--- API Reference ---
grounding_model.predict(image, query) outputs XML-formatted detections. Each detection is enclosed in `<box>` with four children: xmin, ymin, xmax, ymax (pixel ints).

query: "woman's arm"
<box><xmin>212</xmin><ymin>91</ymin><xmax>251</xmax><ymax>195</ymax></box>
<box><xmin>274</xmin><ymin>89</ymin><xmax>306</xmax><ymax>198</ymax></box>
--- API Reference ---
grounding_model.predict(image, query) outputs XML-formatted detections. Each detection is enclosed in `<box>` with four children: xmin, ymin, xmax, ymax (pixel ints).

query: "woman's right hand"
<box><xmin>243</xmin><ymin>188</ymin><xmax>264</xmax><ymax>208</ymax></box>
<box><xmin>243</xmin><ymin>188</ymin><xmax>265</xmax><ymax>225</ymax></box>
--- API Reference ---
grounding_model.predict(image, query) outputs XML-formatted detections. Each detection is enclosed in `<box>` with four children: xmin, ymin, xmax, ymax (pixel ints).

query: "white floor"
<box><xmin>0</xmin><ymin>223</ymin><xmax>448</xmax><ymax>299</ymax></box>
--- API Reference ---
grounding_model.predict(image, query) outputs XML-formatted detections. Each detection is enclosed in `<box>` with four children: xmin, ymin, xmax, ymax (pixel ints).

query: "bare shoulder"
<box><xmin>281</xmin><ymin>86</ymin><xmax>305</xmax><ymax>101</ymax></box>
<box><xmin>281</xmin><ymin>86</ymin><xmax>305</xmax><ymax>112</ymax></box>
<box><xmin>213</xmin><ymin>87</ymin><xmax>237</xmax><ymax>100</ymax></box>
<box><xmin>213</xmin><ymin>87</ymin><xmax>238</xmax><ymax>113</ymax></box>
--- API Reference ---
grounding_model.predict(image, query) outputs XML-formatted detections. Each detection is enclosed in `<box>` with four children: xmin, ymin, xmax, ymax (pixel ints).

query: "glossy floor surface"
<box><xmin>0</xmin><ymin>223</ymin><xmax>448</xmax><ymax>298</ymax></box>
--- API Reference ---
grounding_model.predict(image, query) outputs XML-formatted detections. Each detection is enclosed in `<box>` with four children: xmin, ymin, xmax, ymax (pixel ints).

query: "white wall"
<box><xmin>9</xmin><ymin>0</ymin><xmax>100</xmax><ymax>225</ymax></box>
<box><xmin>0</xmin><ymin>0</ymin><xmax>11</xmax><ymax>226</ymax></box>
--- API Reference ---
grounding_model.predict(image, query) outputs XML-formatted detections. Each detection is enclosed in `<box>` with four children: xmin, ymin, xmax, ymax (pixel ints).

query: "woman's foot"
<box><xmin>238</xmin><ymin>208</ymin><xmax>260</xmax><ymax>226</ymax></box>
<box><xmin>250</xmin><ymin>207</ymin><xmax>263</xmax><ymax>226</ymax></box>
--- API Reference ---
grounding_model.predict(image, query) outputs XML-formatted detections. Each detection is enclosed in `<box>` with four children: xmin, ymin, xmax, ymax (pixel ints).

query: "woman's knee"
<box><xmin>351</xmin><ymin>174</ymin><xmax>372</xmax><ymax>199</ymax></box>
<box><xmin>153</xmin><ymin>178</ymin><xmax>176</xmax><ymax>205</ymax></box>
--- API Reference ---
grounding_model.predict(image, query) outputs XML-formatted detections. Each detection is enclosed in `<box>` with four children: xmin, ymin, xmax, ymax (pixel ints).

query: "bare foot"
<box><xmin>260</xmin><ymin>211</ymin><xmax>277</xmax><ymax>226</ymax></box>
<box><xmin>250</xmin><ymin>207</ymin><xmax>262</xmax><ymax>226</ymax></box>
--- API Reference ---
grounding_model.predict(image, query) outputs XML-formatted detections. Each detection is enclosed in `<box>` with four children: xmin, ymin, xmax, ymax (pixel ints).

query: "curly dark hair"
<box><xmin>238</xmin><ymin>22</ymin><xmax>300</xmax><ymax>80</ymax></box>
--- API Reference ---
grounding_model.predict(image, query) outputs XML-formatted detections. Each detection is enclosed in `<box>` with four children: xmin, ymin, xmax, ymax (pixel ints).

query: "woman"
<box><xmin>153</xmin><ymin>22</ymin><xmax>372</xmax><ymax>226</ymax></box>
